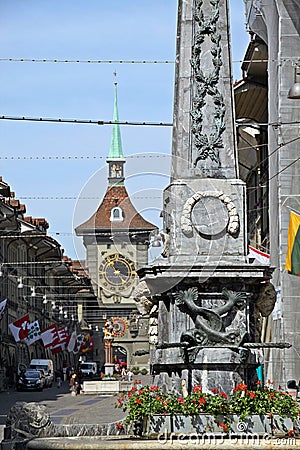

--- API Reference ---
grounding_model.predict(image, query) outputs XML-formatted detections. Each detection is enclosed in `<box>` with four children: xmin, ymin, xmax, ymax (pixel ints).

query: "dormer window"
<box><xmin>110</xmin><ymin>206</ymin><xmax>123</xmax><ymax>222</ymax></box>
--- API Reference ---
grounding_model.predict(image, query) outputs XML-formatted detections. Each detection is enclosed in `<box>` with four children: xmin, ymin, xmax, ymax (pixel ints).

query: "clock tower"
<box><xmin>75</xmin><ymin>77</ymin><xmax>157</xmax><ymax>370</ymax></box>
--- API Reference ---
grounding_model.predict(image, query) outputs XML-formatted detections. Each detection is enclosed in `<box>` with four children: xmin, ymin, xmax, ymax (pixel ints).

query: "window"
<box><xmin>110</xmin><ymin>207</ymin><xmax>123</xmax><ymax>222</ymax></box>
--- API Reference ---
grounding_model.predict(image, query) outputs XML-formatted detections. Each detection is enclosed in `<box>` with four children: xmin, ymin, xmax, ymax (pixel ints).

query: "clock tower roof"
<box><xmin>75</xmin><ymin>185</ymin><xmax>157</xmax><ymax>234</ymax></box>
<box><xmin>107</xmin><ymin>74</ymin><xmax>125</xmax><ymax>162</ymax></box>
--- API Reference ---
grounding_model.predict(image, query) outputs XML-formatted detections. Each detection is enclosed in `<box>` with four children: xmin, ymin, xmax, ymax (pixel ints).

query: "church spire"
<box><xmin>107</xmin><ymin>72</ymin><xmax>125</xmax><ymax>185</ymax></box>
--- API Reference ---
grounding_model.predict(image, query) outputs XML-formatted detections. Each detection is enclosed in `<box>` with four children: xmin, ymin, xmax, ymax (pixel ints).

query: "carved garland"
<box><xmin>191</xmin><ymin>0</ymin><xmax>225</xmax><ymax>166</ymax></box>
<box><xmin>181</xmin><ymin>190</ymin><xmax>240</xmax><ymax>237</ymax></box>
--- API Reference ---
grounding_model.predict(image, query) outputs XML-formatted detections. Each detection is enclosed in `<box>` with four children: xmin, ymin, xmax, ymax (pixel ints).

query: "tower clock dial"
<box><xmin>98</xmin><ymin>253</ymin><xmax>136</xmax><ymax>292</ymax></box>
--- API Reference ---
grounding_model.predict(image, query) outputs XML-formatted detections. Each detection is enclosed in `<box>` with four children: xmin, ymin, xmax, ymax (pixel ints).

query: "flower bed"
<box><xmin>115</xmin><ymin>380</ymin><xmax>299</xmax><ymax>437</ymax></box>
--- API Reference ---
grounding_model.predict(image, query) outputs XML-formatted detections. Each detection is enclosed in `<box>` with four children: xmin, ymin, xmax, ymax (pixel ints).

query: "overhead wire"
<box><xmin>0</xmin><ymin>57</ymin><xmax>298</xmax><ymax>64</ymax></box>
<box><xmin>1</xmin><ymin>115</ymin><xmax>300</xmax><ymax>127</ymax></box>
<box><xmin>0</xmin><ymin>154</ymin><xmax>170</xmax><ymax>160</ymax></box>
<box><xmin>0</xmin><ymin>116</ymin><xmax>173</xmax><ymax>127</ymax></box>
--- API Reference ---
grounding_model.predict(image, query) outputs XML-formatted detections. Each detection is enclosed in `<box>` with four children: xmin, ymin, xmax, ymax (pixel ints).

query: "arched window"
<box><xmin>110</xmin><ymin>207</ymin><xmax>123</xmax><ymax>222</ymax></box>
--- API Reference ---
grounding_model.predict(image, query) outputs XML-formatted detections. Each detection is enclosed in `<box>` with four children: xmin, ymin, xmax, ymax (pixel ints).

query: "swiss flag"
<box><xmin>9</xmin><ymin>314</ymin><xmax>29</xmax><ymax>342</ymax></box>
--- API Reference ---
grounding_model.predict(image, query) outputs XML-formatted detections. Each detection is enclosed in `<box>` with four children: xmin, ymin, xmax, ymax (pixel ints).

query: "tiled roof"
<box><xmin>76</xmin><ymin>185</ymin><xmax>157</xmax><ymax>233</ymax></box>
<box><xmin>24</xmin><ymin>216</ymin><xmax>49</xmax><ymax>230</ymax></box>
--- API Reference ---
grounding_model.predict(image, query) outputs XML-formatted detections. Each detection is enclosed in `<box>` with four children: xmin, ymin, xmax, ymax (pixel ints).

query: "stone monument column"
<box><xmin>137</xmin><ymin>0</ymin><xmax>276</xmax><ymax>395</ymax></box>
<box><xmin>103</xmin><ymin>319</ymin><xmax>115</xmax><ymax>376</ymax></box>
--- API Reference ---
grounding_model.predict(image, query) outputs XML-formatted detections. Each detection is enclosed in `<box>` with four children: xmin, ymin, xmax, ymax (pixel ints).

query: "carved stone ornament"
<box><xmin>181</xmin><ymin>191</ymin><xmax>240</xmax><ymax>238</ymax></box>
<box><xmin>132</xmin><ymin>280</ymin><xmax>154</xmax><ymax>315</ymax></box>
<box><xmin>175</xmin><ymin>287</ymin><xmax>247</xmax><ymax>354</ymax></box>
<box><xmin>133</xmin><ymin>281</ymin><xmax>158</xmax><ymax>345</ymax></box>
<box><xmin>6</xmin><ymin>402</ymin><xmax>51</xmax><ymax>439</ymax></box>
<box><xmin>191</xmin><ymin>0</ymin><xmax>225</xmax><ymax>166</ymax></box>
<box><xmin>255</xmin><ymin>283</ymin><xmax>277</xmax><ymax>317</ymax></box>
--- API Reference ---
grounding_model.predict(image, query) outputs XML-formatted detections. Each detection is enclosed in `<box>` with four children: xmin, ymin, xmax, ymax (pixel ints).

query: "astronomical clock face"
<box><xmin>98</xmin><ymin>253</ymin><xmax>136</xmax><ymax>293</ymax></box>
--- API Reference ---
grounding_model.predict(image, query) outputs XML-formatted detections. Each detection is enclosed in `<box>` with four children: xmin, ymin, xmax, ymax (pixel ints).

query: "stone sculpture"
<box><xmin>174</xmin><ymin>286</ymin><xmax>247</xmax><ymax>364</ymax></box>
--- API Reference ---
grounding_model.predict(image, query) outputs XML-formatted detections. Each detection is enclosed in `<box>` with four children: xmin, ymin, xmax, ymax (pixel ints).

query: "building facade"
<box><xmin>236</xmin><ymin>0</ymin><xmax>300</xmax><ymax>387</ymax></box>
<box><xmin>76</xmin><ymin>80</ymin><xmax>157</xmax><ymax>372</ymax></box>
<box><xmin>0</xmin><ymin>177</ymin><xmax>91</xmax><ymax>389</ymax></box>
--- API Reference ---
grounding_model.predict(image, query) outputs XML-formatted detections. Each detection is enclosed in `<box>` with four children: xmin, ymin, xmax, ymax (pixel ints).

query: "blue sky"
<box><xmin>0</xmin><ymin>0</ymin><xmax>249</xmax><ymax>261</ymax></box>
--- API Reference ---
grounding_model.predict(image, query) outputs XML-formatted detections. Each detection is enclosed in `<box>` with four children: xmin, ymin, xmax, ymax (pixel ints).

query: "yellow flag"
<box><xmin>285</xmin><ymin>211</ymin><xmax>300</xmax><ymax>276</ymax></box>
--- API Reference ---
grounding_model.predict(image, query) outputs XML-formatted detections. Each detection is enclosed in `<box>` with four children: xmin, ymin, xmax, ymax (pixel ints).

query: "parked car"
<box><xmin>29</xmin><ymin>359</ymin><xmax>54</xmax><ymax>387</ymax></box>
<box><xmin>17</xmin><ymin>369</ymin><xmax>46</xmax><ymax>391</ymax></box>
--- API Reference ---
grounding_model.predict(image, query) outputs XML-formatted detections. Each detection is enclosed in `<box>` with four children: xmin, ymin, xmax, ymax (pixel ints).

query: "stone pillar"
<box><xmin>137</xmin><ymin>0</ymin><xmax>276</xmax><ymax>395</ymax></box>
<box><xmin>104</xmin><ymin>336</ymin><xmax>114</xmax><ymax>376</ymax></box>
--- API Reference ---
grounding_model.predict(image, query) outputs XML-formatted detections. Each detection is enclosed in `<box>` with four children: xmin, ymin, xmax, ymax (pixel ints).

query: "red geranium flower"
<box><xmin>193</xmin><ymin>385</ymin><xmax>202</xmax><ymax>393</ymax></box>
<box><xmin>220</xmin><ymin>392</ymin><xmax>227</xmax><ymax>399</ymax></box>
<box><xmin>150</xmin><ymin>385</ymin><xmax>159</xmax><ymax>391</ymax></box>
<box><xmin>135</xmin><ymin>398</ymin><xmax>142</xmax><ymax>404</ymax></box>
<box><xmin>116</xmin><ymin>422</ymin><xmax>124</xmax><ymax>430</ymax></box>
<box><xmin>178</xmin><ymin>397</ymin><xmax>185</xmax><ymax>405</ymax></box>
<box><xmin>236</xmin><ymin>383</ymin><xmax>247</xmax><ymax>391</ymax></box>
<box><xmin>212</xmin><ymin>388</ymin><xmax>219</xmax><ymax>394</ymax></box>
<box><xmin>199</xmin><ymin>396</ymin><xmax>207</xmax><ymax>405</ymax></box>
<box><xmin>219</xmin><ymin>422</ymin><xmax>229</xmax><ymax>432</ymax></box>
<box><xmin>288</xmin><ymin>430</ymin><xmax>295</xmax><ymax>436</ymax></box>
<box><xmin>248</xmin><ymin>392</ymin><xmax>256</xmax><ymax>398</ymax></box>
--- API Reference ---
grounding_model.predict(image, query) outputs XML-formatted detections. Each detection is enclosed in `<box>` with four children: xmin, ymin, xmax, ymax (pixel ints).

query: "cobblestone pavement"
<box><xmin>47</xmin><ymin>393</ymin><xmax>126</xmax><ymax>425</ymax></box>
<box><xmin>0</xmin><ymin>374</ymin><xmax>153</xmax><ymax>434</ymax></box>
<box><xmin>44</xmin><ymin>374</ymin><xmax>152</xmax><ymax>425</ymax></box>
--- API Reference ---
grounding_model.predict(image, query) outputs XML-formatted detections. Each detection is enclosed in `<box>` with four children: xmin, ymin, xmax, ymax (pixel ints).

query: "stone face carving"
<box><xmin>4</xmin><ymin>401</ymin><xmax>129</xmax><ymax>441</ymax></box>
<box><xmin>175</xmin><ymin>287</ymin><xmax>247</xmax><ymax>350</ymax></box>
<box><xmin>253</xmin><ymin>282</ymin><xmax>277</xmax><ymax>342</ymax></box>
<box><xmin>133</xmin><ymin>281</ymin><xmax>158</xmax><ymax>345</ymax></box>
<box><xmin>191</xmin><ymin>0</ymin><xmax>225</xmax><ymax>166</ymax></box>
<box><xmin>5</xmin><ymin>402</ymin><xmax>50</xmax><ymax>439</ymax></box>
<box><xmin>181</xmin><ymin>191</ymin><xmax>240</xmax><ymax>238</ymax></box>
<box><xmin>132</xmin><ymin>280</ymin><xmax>154</xmax><ymax>315</ymax></box>
<box><xmin>255</xmin><ymin>283</ymin><xmax>277</xmax><ymax>317</ymax></box>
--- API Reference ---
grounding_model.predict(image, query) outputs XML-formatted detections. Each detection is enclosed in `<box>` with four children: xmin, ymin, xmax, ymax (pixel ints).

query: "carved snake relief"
<box><xmin>174</xmin><ymin>287</ymin><xmax>247</xmax><ymax>347</ymax></box>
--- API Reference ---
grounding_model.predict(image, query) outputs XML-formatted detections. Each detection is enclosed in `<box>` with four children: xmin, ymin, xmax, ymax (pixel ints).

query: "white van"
<box><xmin>80</xmin><ymin>362</ymin><xmax>97</xmax><ymax>378</ymax></box>
<box><xmin>29</xmin><ymin>359</ymin><xmax>54</xmax><ymax>387</ymax></box>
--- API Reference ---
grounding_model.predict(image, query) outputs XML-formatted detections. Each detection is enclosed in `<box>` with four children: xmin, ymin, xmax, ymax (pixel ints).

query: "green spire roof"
<box><xmin>107</xmin><ymin>77</ymin><xmax>124</xmax><ymax>160</ymax></box>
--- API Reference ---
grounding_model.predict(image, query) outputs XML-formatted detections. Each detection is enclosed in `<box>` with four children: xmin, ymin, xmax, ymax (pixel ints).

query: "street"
<box><xmin>0</xmin><ymin>381</ymin><xmax>70</xmax><ymax>425</ymax></box>
<box><xmin>0</xmin><ymin>378</ymin><xmax>126</xmax><ymax>440</ymax></box>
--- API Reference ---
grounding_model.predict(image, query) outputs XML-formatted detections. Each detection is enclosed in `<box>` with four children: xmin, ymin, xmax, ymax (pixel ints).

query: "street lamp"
<box><xmin>288</xmin><ymin>65</ymin><xmax>300</xmax><ymax>99</ymax></box>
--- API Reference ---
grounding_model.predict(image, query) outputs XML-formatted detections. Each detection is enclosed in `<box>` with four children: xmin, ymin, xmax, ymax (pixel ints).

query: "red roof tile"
<box><xmin>76</xmin><ymin>185</ymin><xmax>156</xmax><ymax>233</ymax></box>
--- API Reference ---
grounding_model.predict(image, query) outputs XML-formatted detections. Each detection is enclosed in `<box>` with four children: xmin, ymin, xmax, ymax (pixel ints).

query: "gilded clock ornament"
<box><xmin>98</xmin><ymin>253</ymin><xmax>136</xmax><ymax>292</ymax></box>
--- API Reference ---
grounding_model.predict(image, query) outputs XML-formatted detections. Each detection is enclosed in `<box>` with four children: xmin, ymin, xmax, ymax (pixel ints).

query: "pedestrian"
<box><xmin>69</xmin><ymin>373</ymin><xmax>77</xmax><ymax>396</ymax></box>
<box><xmin>56</xmin><ymin>375</ymin><xmax>62</xmax><ymax>388</ymax></box>
<box><xmin>76</xmin><ymin>371</ymin><xmax>82</xmax><ymax>396</ymax></box>
<box><xmin>121</xmin><ymin>366</ymin><xmax>127</xmax><ymax>380</ymax></box>
<box><xmin>127</xmin><ymin>369</ymin><xmax>134</xmax><ymax>382</ymax></box>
